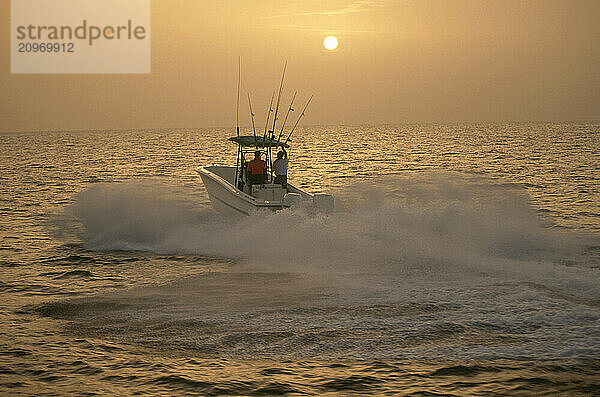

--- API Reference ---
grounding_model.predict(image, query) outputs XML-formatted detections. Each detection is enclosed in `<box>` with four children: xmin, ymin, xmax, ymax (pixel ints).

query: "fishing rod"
<box><xmin>284</xmin><ymin>94</ymin><xmax>313</xmax><ymax>146</ymax></box>
<box><xmin>236</xmin><ymin>56</ymin><xmax>241</xmax><ymax>137</ymax></box>
<box><xmin>276</xmin><ymin>91</ymin><xmax>296</xmax><ymax>145</ymax></box>
<box><xmin>247</xmin><ymin>93</ymin><xmax>257</xmax><ymax>146</ymax></box>
<box><xmin>270</xmin><ymin>61</ymin><xmax>287</xmax><ymax>143</ymax></box>
<box><xmin>262</xmin><ymin>91</ymin><xmax>275</xmax><ymax>146</ymax></box>
<box><xmin>234</xmin><ymin>57</ymin><xmax>241</xmax><ymax>189</ymax></box>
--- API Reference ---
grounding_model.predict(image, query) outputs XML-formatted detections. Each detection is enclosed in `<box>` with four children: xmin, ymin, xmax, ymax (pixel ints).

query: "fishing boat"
<box><xmin>197</xmin><ymin>136</ymin><xmax>334</xmax><ymax>216</ymax></box>
<box><xmin>197</xmin><ymin>61</ymin><xmax>334</xmax><ymax>217</ymax></box>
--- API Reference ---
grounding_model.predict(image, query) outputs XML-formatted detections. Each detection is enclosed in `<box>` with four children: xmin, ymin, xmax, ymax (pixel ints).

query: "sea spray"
<box><xmin>64</xmin><ymin>176</ymin><xmax>582</xmax><ymax>274</ymax></box>
<box><xmin>48</xmin><ymin>173</ymin><xmax>600</xmax><ymax>361</ymax></box>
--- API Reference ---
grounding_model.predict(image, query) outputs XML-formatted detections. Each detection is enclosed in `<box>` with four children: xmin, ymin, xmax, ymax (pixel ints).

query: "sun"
<box><xmin>323</xmin><ymin>36</ymin><xmax>338</xmax><ymax>50</ymax></box>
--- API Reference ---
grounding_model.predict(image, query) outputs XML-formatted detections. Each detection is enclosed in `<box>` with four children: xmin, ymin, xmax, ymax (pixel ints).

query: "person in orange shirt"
<box><xmin>246</xmin><ymin>151</ymin><xmax>267</xmax><ymax>186</ymax></box>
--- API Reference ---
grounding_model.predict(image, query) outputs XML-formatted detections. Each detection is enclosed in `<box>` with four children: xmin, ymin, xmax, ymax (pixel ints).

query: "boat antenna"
<box><xmin>262</xmin><ymin>91</ymin><xmax>275</xmax><ymax>145</ymax></box>
<box><xmin>236</xmin><ymin>56</ymin><xmax>241</xmax><ymax>137</ymax></box>
<box><xmin>276</xmin><ymin>91</ymin><xmax>296</xmax><ymax>146</ymax></box>
<box><xmin>270</xmin><ymin>61</ymin><xmax>287</xmax><ymax>143</ymax></box>
<box><xmin>247</xmin><ymin>93</ymin><xmax>257</xmax><ymax>146</ymax></box>
<box><xmin>284</xmin><ymin>94</ymin><xmax>313</xmax><ymax>146</ymax></box>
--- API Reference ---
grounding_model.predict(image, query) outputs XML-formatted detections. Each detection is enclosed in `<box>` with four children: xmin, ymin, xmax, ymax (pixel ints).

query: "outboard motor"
<box><xmin>313</xmin><ymin>194</ymin><xmax>334</xmax><ymax>214</ymax></box>
<box><xmin>282</xmin><ymin>193</ymin><xmax>303</xmax><ymax>208</ymax></box>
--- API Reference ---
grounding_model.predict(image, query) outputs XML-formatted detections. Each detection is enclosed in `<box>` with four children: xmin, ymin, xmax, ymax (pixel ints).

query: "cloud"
<box><xmin>298</xmin><ymin>0</ymin><xmax>387</xmax><ymax>17</ymax></box>
<box><xmin>269</xmin><ymin>24</ymin><xmax>388</xmax><ymax>34</ymax></box>
<box><xmin>262</xmin><ymin>0</ymin><xmax>388</xmax><ymax>21</ymax></box>
<box><xmin>259</xmin><ymin>0</ymin><xmax>391</xmax><ymax>33</ymax></box>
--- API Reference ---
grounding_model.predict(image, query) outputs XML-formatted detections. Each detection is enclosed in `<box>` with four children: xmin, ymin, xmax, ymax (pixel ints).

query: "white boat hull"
<box><xmin>197</xmin><ymin>166</ymin><xmax>319</xmax><ymax>216</ymax></box>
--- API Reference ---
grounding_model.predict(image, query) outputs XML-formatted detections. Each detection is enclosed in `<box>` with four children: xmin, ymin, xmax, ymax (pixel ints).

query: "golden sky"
<box><xmin>1</xmin><ymin>0</ymin><xmax>599</xmax><ymax>132</ymax></box>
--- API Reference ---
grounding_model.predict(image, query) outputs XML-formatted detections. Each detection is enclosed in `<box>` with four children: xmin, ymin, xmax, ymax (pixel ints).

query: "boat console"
<box><xmin>251</xmin><ymin>183</ymin><xmax>286</xmax><ymax>202</ymax></box>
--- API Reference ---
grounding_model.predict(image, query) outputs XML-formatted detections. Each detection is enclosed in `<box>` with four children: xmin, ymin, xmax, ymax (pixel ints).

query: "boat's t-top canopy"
<box><xmin>229</xmin><ymin>135</ymin><xmax>290</xmax><ymax>148</ymax></box>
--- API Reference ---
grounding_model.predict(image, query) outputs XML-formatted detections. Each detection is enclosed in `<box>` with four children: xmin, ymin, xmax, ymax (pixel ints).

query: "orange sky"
<box><xmin>1</xmin><ymin>0</ymin><xmax>599</xmax><ymax>132</ymax></box>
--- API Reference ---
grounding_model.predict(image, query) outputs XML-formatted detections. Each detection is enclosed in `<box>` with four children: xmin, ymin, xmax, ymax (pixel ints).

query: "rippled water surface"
<box><xmin>1</xmin><ymin>123</ymin><xmax>599</xmax><ymax>395</ymax></box>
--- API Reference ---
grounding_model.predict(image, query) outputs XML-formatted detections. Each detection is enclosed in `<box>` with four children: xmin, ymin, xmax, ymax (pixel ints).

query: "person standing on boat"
<box><xmin>247</xmin><ymin>150</ymin><xmax>267</xmax><ymax>185</ymax></box>
<box><xmin>272</xmin><ymin>149</ymin><xmax>288</xmax><ymax>188</ymax></box>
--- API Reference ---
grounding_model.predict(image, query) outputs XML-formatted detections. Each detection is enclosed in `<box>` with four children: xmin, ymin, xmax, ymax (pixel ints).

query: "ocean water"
<box><xmin>1</xmin><ymin>123</ymin><xmax>599</xmax><ymax>395</ymax></box>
